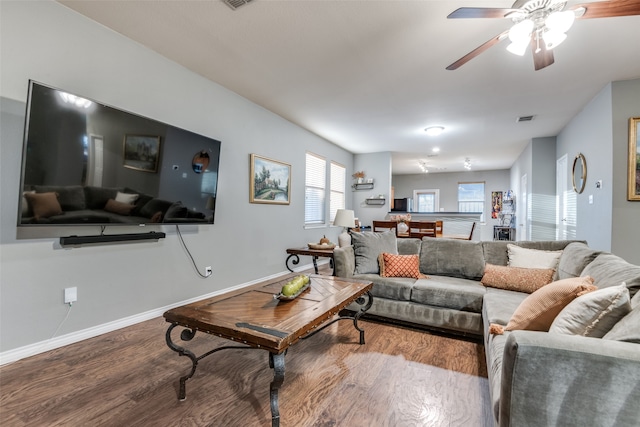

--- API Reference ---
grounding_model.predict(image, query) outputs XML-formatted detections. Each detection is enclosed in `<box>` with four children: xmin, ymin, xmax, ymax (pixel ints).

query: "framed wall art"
<box><xmin>123</xmin><ymin>135</ymin><xmax>161</xmax><ymax>173</ymax></box>
<box><xmin>629</xmin><ymin>117</ymin><xmax>640</xmax><ymax>201</ymax></box>
<box><xmin>250</xmin><ymin>154</ymin><xmax>291</xmax><ymax>204</ymax></box>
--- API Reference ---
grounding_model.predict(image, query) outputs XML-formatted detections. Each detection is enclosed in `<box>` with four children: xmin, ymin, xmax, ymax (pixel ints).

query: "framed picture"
<box><xmin>491</xmin><ymin>191</ymin><xmax>503</xmax><ymax>219</ymax></box>
<box><xmin>123</xmin><ymin>135</ymin><xmax>161</xmax><ymax>173</ymax></box>
<box><xmin>250</xmin><ymin>154</ymin><xmax>291</xmax><ymax>204</ymax></box>
<box><xmin>629</xmin><ymin>117</ymin><xmax>640</xmax><ymax>201</ymax></box>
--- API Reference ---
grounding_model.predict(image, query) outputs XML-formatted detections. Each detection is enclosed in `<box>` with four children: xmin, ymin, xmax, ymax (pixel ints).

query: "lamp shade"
<box><xmin>333</xmin><ymin>209</ymin><xmax>355</xmax><ymax>228</ymax></box>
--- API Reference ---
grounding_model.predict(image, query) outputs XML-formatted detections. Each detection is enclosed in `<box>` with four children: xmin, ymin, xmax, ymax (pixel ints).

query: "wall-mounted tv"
<box><xmin>18</xmin><ymin>81</ymin><xmax>221</xmax><ymax>227</ymax></box>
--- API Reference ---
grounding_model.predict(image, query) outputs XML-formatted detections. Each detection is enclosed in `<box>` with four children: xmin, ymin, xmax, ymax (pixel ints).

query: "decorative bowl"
<box><xmin>274</xmin><ymin>278</ymin><xmax>311</xmax><ymax>301</ymax></box>
<box><xmin>307</xmin><ymin>243</ymin><xmax>336</xmax><ymax>250</ymax></box>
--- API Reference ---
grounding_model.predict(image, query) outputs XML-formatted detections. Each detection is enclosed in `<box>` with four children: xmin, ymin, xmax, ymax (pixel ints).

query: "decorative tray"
<box><xmin>307</xmin><ymin>243</ymin><xmax>336</xmax><ymax>250</ymax></box>
<box><xmin>274</xmin><ymin>278</ymin><xmax>311</xmax><ymax>301</ymax></box>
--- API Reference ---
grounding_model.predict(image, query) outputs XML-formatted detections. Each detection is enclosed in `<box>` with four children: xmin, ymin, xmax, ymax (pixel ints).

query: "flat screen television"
<box><xmin>18</xmin><ymin>81</ymin><xmax>221</xmax><ymax>227</ymax></box>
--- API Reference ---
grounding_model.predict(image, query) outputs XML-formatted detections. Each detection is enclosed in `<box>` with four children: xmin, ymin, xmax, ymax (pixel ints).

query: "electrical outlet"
<box><xmin>64</xmin><ymin>287</ymin><xmax>77</xmax><ymax>304</ymax></box>
<box><xmin>205</xmin><ymin>266</ymin><xmax>212</xmax><ymax>277</ymax></box>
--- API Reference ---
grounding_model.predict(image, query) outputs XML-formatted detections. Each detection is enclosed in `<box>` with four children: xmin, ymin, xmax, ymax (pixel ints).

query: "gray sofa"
<box><xmin>333</xmin><ymin>233</ymin><xmax>640</xmax><ymax>427</ymax></box>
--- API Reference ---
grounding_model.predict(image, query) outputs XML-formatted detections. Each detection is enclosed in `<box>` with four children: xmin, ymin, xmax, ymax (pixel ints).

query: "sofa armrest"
<box><xmin>500</xmin><ymin>330</ymin><xmax>640</xmax><ymax>427</ymax></box>
<box><xmin>333</xmin><ymin>246</ymin><xmax>355</xmax><ymax>278</ymax></box>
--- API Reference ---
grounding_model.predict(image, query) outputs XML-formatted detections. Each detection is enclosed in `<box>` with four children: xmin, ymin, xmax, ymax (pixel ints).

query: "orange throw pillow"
<box><xmin>378</xmin><ymin>253</ymin><xmax>424</xmax><ymax>279</ymax></box>
<box><xmin>24</xmin><ymin>192</ymin><xmax>63</xmax><ymax>220</ymax></box>
<box><xmin>481</xmin><ymin>264</ymin><xmax>555</xmax><ymax>294</ymax></box>
<box><xmin>490</xmin><ymin>276</ymin><xmax>597</xmax><ymax>334</ymax></box>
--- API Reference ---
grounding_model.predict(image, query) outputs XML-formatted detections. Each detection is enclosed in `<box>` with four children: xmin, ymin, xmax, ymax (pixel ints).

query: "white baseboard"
<box><xmin>0</xmin><ymin>265</ymin><xmax>319</xmax><ymax>366</ymax></box>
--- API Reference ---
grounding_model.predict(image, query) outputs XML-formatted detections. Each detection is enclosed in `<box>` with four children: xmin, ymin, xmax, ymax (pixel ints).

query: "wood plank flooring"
<box><xmin>0</xmin><ymin>267</ymin><xmax>492</xmax><ymax>427</ymax></box>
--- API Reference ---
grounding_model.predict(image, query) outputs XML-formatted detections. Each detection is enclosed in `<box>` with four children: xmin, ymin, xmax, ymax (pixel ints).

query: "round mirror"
<box><xmin>192</xmin><ymin>150</ymin><xmax>210</xmax><ymax>174</ymax></box>
<box><xmin>572</xmin><ymin>153</ymin><xmax>587</xmax><ymax>194</ymax></box>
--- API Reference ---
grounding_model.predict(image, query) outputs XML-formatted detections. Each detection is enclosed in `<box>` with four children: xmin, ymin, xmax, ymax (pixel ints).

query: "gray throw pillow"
<box><xmin>557</xmin><ymin>242</ymin><xmax>601</xmax><ymax>280</ymax></box>
<box><xmin>352</xmin><ymin>231</ymin><xmax>397</xmax><ymax>275</ymax></box>
<box><xmin>603</xmin><ymin>304</ymin><xmax>640</xmax><ymax>344</ymax></box>
<box><xmin>581</xmin><ymin>253</ymin><xmax>640</xmax><ymax>298</ymax></box>
<box><xmin>549</xmin><ymin>284</ymin><xmax>631</xmax><ymax>338</ymax></box>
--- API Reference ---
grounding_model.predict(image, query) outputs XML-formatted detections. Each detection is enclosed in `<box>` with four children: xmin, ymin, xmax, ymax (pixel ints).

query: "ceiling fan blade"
<box><xmin>446</xmin><ymin>30</ymin><xmax>509</xmax><ymax>70</ymax></box>
<box><xmin>573</xmin><ymin>0</ymin><xmax>640</xmax><ymax>19</ymax></box>
<box><xmin>531</xmin><ymin>36</ymin><xmax>554</xmax><ymax>71</ymax></box>
<box><xmin>447</xmin><ymin>8</ymin><xmax>517</xmax><ymax>19</ymax></box>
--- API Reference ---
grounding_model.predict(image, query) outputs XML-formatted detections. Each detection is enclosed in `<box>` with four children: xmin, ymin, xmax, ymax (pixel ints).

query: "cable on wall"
<box><xmin>175</xmin><ymin>225</ymin><xmax>212</xmax><ymax>278</ymax></box>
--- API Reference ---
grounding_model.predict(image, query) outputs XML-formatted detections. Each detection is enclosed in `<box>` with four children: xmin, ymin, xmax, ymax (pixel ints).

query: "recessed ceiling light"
<box><xmin>432</xmin><ymin>147</ymin><xmax>440</xmax><ymax>153</ymax></box>
<box><xmin>425</xmin><ymin>126</ymin><xmax>444</xmax><ymax>136</ymax></box>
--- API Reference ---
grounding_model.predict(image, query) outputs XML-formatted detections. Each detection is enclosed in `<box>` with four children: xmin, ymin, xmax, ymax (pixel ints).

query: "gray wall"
<box><xmin>353</xmin><ymin>152</ymin><xmax>392</xmax><ymax>228</ymax></box>
<box><xmin>0</xmin><ymin>1</ymin><xmax>352</xmax><ymax>355</ymax></box>
<box><xmin>391</xmin><ymin>169</ymin><xmax>511</xmax><ymax>241</ymax></box>
<box><xmin>530</xmin><ymin>137</ymin><xmax>558</xmax><ymax>241</ymax></box>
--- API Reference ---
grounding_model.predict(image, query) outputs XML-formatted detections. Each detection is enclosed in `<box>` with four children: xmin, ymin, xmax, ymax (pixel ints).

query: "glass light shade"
<box><xmin>545</xmin><ymin>10</ymin><xmax>575</xmax><ymax>33</ymax></box>
<box><xmin>543</xmin><ymin>30</ymin><xmax>567</xmax><ymax>49</ymax></box>
<box><xmin>425</xmin><ymin>126</ymin><xmax>444</xmax><ymax>136</ymax></box>
<box><xmin>507</xmin><ymin>40</ymin><xmax>529</xmax><ymax>56</ymax></box>
<box><xmin>508</xmin><ymin>19</ymin><xmax>533</xmax><ymax>43</ymax></box>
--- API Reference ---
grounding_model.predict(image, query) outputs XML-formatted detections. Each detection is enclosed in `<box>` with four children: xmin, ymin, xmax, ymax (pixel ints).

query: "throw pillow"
<box><xmin>352</xmin><ymin>231</ymin><xmax>397</xmax><ymax>275</ymax></box>
<box><xmin>603</xmin><ymin>303</ymin><xmax>640</xmax><ymax>344</ymax></box>
<box><xmin>163</xmin><ymin>201</ymin><xmax>189</xmax><ymax>220</ymax></box>
<box><xmin>21</xmin><ymin>190</ymin><xmax>35</xmax><ymax>216</ymax></box>
<box><xmin>378</xmin><ymin>253</ymin><xmax>424</xmax><ymax>279</ymax></box>
<box><xmin>489</xmin><ymin>276</ymin><xmax>597</xmax><ymax>335</ymax></box>
<box><xmin>549</xmin><ymin>283</ymin><xmax>631</xmax><ymax>338</ymax></box>
<box><xmin>103</xmin><ymin>199</ymin><xmax>135</xmax><ymax>216</ymax></box>
<box><xmin>481</xmin><ymin>264</ymin><xmax>555</xmax><ymax>293</ymax></box>
<box><xmin>115</xmin><ymin>191</ymin><xmax>139</xmax><ymax>205</ymax></box>
<box><xmin>507</xmin><ymin>244</ymin><xmax>562</xmax><ymax>269</ymax></box>
<box><xmin>24</xmin><ymin>192</ymin><xmax>63</xmax><ymax>220</ymax></box>
<box><xmin>556</xmin><ymin>242</ymin><xmax>601</xmax><ymax>280</ymax></box>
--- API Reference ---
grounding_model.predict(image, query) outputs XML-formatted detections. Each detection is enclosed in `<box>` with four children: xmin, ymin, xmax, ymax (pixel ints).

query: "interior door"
<box><xmin>556</xmin><ymin>154</ymin><xmax>568</xmax><ymax>240</ymax></box>
<box><xmin>519</xmin><ymin>174</ymin><xmax>528</xmax><ymax>240</ymax></box>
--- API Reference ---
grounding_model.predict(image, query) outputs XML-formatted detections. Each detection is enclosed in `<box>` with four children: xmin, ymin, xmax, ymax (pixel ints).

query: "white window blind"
<box><xmin>329</xmin><ymin>162</ymin><xmax>346</xmax><ymax>222</ymax></box>
<box><xmin>305</xmin><ymin>152</ymin><xmax>326</xmax><ymax>225</ymax></box>
<box><xmin>413</xmin><ymin>189</ymin><xmax>440</xmax><ymax>212</ymax></box>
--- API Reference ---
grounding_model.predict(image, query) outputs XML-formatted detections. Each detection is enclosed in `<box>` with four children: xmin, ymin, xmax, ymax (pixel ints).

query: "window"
<box><xmin>329</xmin><ymin>162</ymin><xmax>346</xmax><ymax>222</ymax></box>
<box><xmin>413</xmin><ymin>189</ymin><xmax>440</xmax><ymax>212</ymax></box>
<box><xmin>458</xmin><ymin>182</ymin><xmax>485</xmax><ymax>217</ymax></box>
<box><xmin>305</xmin><ymin>152</ymin><xmax>326</xmax><ymax>225</ymax></box>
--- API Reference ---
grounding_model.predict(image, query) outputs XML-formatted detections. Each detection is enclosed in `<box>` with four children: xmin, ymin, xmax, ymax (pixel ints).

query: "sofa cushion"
<box><xmin>163</xmin><ymin>201</ymin><xmax>189</xmax><ymax>221</ymax></box>
<box><xmin>352</xmin><ymin>231</ymin><xmax>397</xmax><ymax>275</ymax></box>
<box><xmin>483</xmin><ymin>288</ymin><xmax>528</xmax><ymax>327</ymax></box>
<box><xmin>354</xmin><ymin>274</ymin><xmax>413</xmax><ymax>301</ymax></box>
<box><xmin>397</xmin><ymin>238</ymin><xmax>421</xmax><ymax>256</ymax></box>
<box><xmin>379</xmin><ymin>253</ymin><xmax>422</xmax><ymax>279</ymax></box>
<box><xmin>34</xmin><ymin>185</ymin><xmax>85</xmax><ymax>211</ymax></box>
<box><xmin>581</xmin><ymin>253</ymin><xmax>640</xmax><ymax>298</ymax></box>
<box><xmin>507</xmin><ymin>244</ymin><xmax>562</xmax><ymax>270</ymax></box>
<box><xmin>482</xmin><ymin>240</ymin><xmax>580</xmax><ymax>267</ymax></box>
<box><xmin>84</xmin><ymin>186</ymin><xmax>120</xmax><ymax>209</ymax></box>
<box><xmin>481</xmin><ymin>264</ymin><xmax>555</xmax><ymax>293</ymax></box>
<box><xmin>556</xmin><ymin>242</ymin><xmax>602</xmax><ymax>280</ymax></box>
<box><xmin>411</xmin><ymin>275</ymin><xmax>486</xmax><ymax>312</ymax></box>
<box><xmin>139</xmin><ymin>198</ymin><xmax>174</xmax><ymax>218</ymax></box>
<box><xmin>24</xmin><ymin>192</ymin><xmax>63</xmax><ymax>219</ymax></box>
<box><xmin>486</xmin><ymin>332</ymin><xmax>509</xmax><ymax>424</ymax></box>
<box><xmin>549</xmin><ymin>284</ymin><xmax>631</xmax><ymax>338</ymax></box>
<box><xmin>603</xmin><ymin>297</ymin><xmax>640</xmax><ymax>344</ymax></box>
<box><xmin>502</xmin><ymin>276</ymin><xmax>597</xmax><ymax>333</ymax></box>
<box><xmin>115</xmin><ymin>191</ymin><xmax>139</xmax><ymax>205</ymax></box>
<box><xmin>420</xmin><ymin>239</ymin><xmax>485</xmax><ymax>280</ymax></box>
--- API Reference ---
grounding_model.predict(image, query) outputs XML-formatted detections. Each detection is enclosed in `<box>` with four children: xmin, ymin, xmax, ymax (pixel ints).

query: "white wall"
<box><xmin>352</xmin><ymin>152</ymin><xmax>392</xmax><ymax>228</ymax></box>
<box><xmin>0</xmin><ymin>1</ymin><xmax>352</xmax><ymax>356</ymax></box>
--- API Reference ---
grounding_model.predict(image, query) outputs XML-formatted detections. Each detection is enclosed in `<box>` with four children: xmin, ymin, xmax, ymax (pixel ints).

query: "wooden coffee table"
<box><xmin>163</xmin><ymin>274</ymin><xmax>373</xmax><ymax>427</ymax></box>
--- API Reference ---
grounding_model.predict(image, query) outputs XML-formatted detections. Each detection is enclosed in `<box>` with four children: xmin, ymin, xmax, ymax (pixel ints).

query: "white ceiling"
<box><xmin>57</xmin><ymin>0</ymin><xmax>640</xmax><ymax>174</ymax></box>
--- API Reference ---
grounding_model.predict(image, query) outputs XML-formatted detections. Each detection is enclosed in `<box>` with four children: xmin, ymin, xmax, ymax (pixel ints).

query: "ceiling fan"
<box><xmin>446</xmin><ymin>0</ymin><xmax>640</xmax><ymax>71</ymax></box>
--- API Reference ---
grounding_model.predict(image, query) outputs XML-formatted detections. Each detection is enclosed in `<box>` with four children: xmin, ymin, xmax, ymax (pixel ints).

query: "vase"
<box><xmin>397</xmin><ymin>222</ymin><xmax>409</xmax><ymax>234</ymax></box>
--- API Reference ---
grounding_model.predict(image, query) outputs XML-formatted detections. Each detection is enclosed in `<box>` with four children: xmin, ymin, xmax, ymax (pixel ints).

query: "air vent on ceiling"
<box><xmin>517</xmin><ymin>115</ymin><xmax>535</xmax><ymax>122</ymax></box>
<box><xmin>224</xmin><ymin>0</ymin><xmax>255</xmax><ymax>10</ymax></box>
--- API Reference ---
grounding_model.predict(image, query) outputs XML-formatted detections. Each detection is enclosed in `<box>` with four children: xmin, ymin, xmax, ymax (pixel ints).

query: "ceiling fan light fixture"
<box><xmin>545</xmin><ymin>10</ymin><xmax>575</xmax><ymax>33</ymax></box>
<box><xmin>543</xmin><ymin>29</ymin><xmax>567</xmax><ymax>50</ymax></box>
<box><xmin>508</xmin><ymin>19</ymin><xmax>533</xmax><ymax>44</ymax></box>
<box><xmin>507</xmin><ymin>40</ymin><xmax>529</xmax><ymax>56</ymax></box>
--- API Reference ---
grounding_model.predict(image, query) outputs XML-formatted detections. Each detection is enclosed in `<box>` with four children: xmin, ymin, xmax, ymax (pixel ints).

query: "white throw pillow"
<box><xmin>115</xmin><ymin>191</ymin><xmax>139</xmax><ymax>205</ymax></box>
<box><xmin>549</xmin><ymin>283</ymin><xmax>631</xmax><ymax>338</ymax></box>
<box><xmin>508</xmin><ymin>244</ymin><xmax>562</xmax><ymax>270</ymax></box>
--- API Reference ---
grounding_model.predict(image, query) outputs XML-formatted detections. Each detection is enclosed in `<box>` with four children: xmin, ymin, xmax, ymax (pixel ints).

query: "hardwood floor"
<box><xmin>0</xmin><ymin>267</ymin><xmax>492</xmax><ymax>427</ymax></box>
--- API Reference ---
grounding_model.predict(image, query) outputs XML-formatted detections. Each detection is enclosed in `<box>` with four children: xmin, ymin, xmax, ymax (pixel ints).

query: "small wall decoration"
<box><xmin>123</xmin><ymin>135</ymin><xmax>161</xmax><ymax>173</ymax></box>
<box><xmin>629</xmin><ymin>117</ymin><xmax>640</xmax><ymax>201</ymax></box>
<box><xmin>491</xmin><ymin>191</ymin><xmax>503</xmax><ymax>219</ymax></box>
<box><xmin>250</xmin><ymin>154</ymin><xmax>291</xmax><ymax>204</ymax></box>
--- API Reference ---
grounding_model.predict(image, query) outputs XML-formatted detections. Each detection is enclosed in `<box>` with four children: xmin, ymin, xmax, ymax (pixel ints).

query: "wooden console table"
<box><xmin>163</xmin><ymin>275</ymin><xmax>373</xmax><ymax>427</ymax></box>
<box><xmin>285</xmin><ymin>246</ymin><xmax>335</xmax><ymax>274</ymax></box>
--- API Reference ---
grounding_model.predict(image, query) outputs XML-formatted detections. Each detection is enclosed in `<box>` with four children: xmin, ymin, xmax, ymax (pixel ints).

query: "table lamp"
<box><xmin>333</xmin><ymin>209</ymin><xmax>356</xmax><ymax>247</ymax></box>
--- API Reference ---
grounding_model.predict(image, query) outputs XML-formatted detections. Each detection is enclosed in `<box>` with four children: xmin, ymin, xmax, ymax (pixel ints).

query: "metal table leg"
<box><xmin>269</xmin><ymin>352</ymin><xmax>286</xmax><ymax>427</ymax></box>
<box><xmin>285</xmin><ymin>254</ymin><xmax>300</xmax><ymax>272</ymax></box>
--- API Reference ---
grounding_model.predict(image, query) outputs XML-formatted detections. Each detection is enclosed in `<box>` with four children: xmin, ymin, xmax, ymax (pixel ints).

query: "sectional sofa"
<box><xmin>333</xmin><ymin>232</ymin><xmax>640</xmax><ymax>427</ymax></box>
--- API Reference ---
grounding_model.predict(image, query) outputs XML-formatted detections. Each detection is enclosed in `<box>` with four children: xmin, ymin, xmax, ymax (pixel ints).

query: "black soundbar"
<box><xmin>59</xmin><ymin>232</ymin><xmax>166</xmax><ymax>246</ymax></box>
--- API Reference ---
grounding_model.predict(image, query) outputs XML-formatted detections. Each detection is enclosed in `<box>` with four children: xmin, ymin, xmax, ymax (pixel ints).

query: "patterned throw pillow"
<box><xmin>489</xmin><ymin>276</ymin><xmax>597</xmax><ymax>335</ymax></box>
<box><xmin>481</xmin><ymin>264</ymin><xmax>555</xmax><ymax>293</ymax></box>
<box><xmin>378</xmin><ymin>253</ymin><xmax>424</xmax><ymax>279</ymax></box>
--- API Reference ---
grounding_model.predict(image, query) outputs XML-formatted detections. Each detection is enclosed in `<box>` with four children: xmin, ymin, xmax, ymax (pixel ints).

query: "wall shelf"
<box><xmin>352</xmin><ymin>182</ymin><xmax>374</xmax><ymax>190</ymax></box>
<box><xmin>365</xmin><ymin>198</ymin><xmax>385</xmax><ymax>206</ymax></box>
